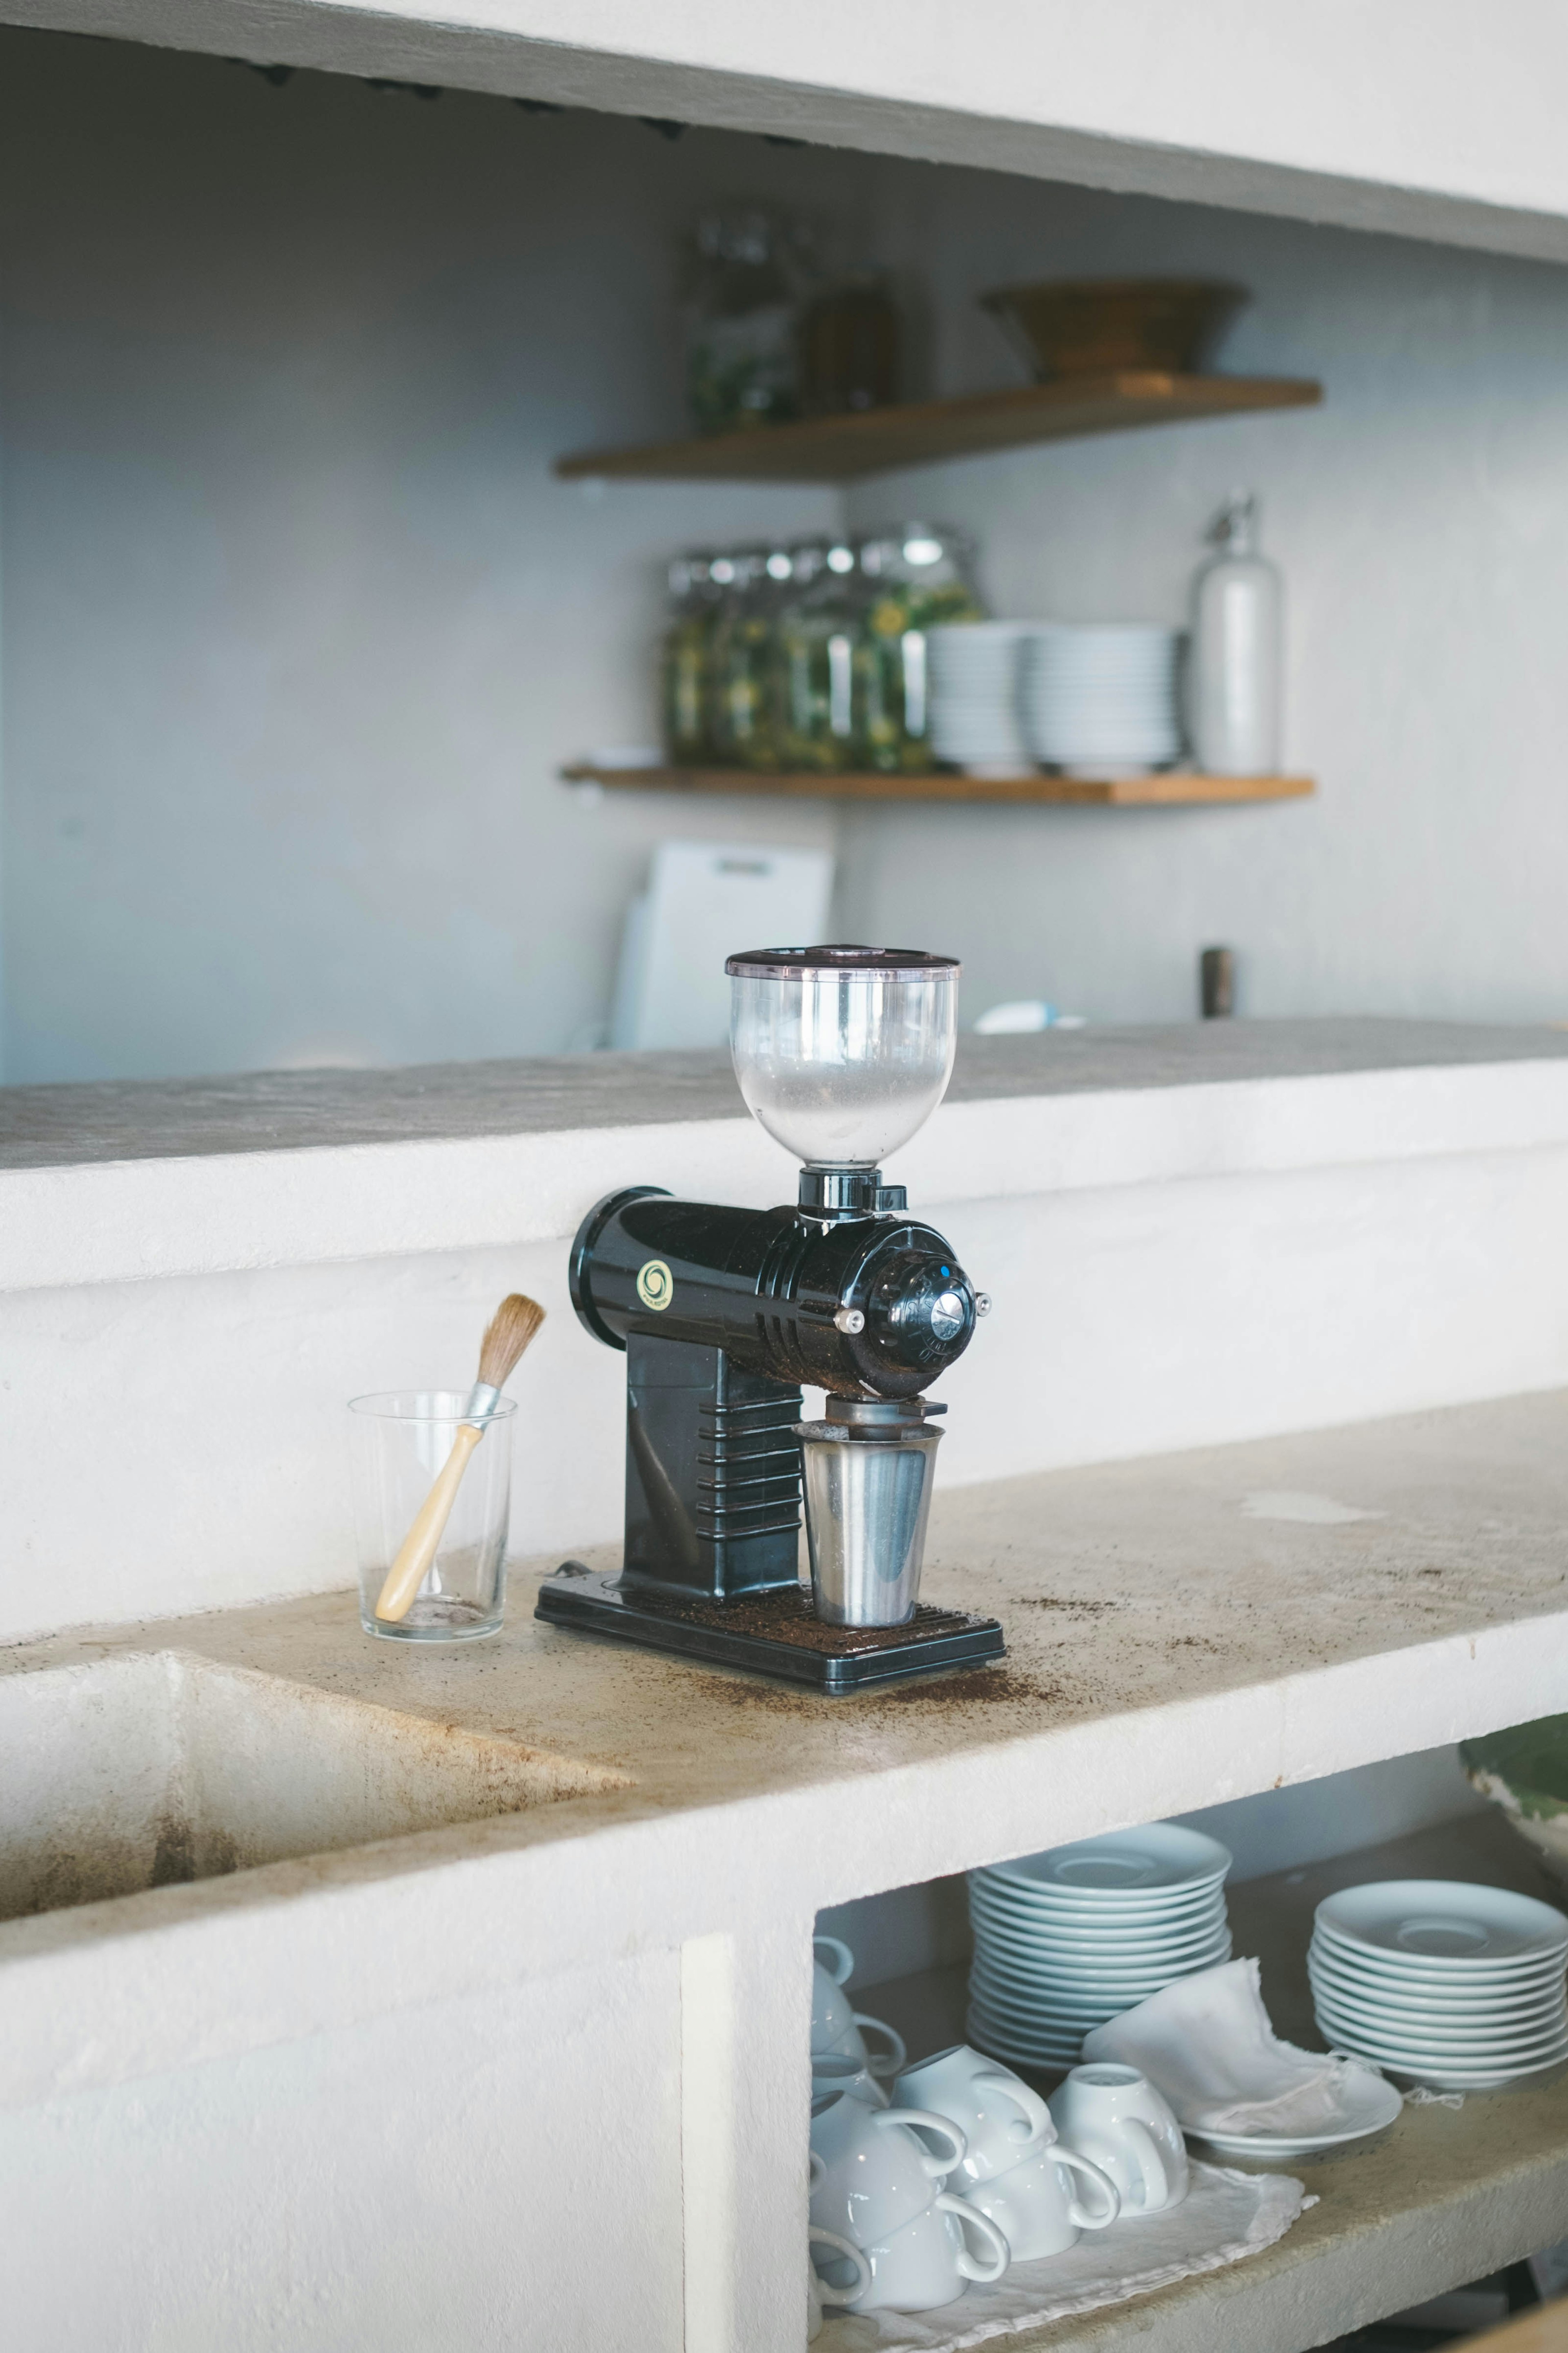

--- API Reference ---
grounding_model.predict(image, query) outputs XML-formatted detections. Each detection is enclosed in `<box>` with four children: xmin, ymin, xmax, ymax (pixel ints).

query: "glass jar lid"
<box><xmin>856</xmin><ymin>522</ymin><xmax>975</xmax><ymax>580</ymax></box>
<box><xmin>668</xmin><ymin>551</ymin><xmax>717</xmax><ymax>597</ymax></box>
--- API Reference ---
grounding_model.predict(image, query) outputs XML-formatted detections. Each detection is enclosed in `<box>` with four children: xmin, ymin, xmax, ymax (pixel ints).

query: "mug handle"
<box><xmin>1056</xmin><ymin>2147</ymin><xmax>1121</xmax><ymax>2230</ymax></box>
<box><xmin>813</xmin><ymin>1936</ymin><xmax>855</xmax><ymax>1986</ymax></box>
<box><xmin>974</xmin><ymin>2066</ymin><xmax>1052</xmax><ymax>2153</ymax></box>
<box><xmin>877</xmin><ymin>2106</ymin><xmax>967</xmax><ymax>2179</ymax></box>
<box><xmin>808</xmin><ymin>2226</ymin><xmax>871</xmax><ymax>2310</ymax></box>
<box><xmin>808</xmin><ymin>2150</ymin><xmax>825</xmax><ymax>2192</ymax></box>
<box><xmin>935</xmin><ymin>2192</ymin><xmax>1010</xmax><ymax>2284</ymax></box>
<box><xmin>852</xmin><ymin>2012</ymin><xmax>907</xmax><ymax>2079</ymax></box>
<box><xmin>1120</xmin><ymin>2119</ymin><xmax>1171</xmax><ymax>2212</ymax></box>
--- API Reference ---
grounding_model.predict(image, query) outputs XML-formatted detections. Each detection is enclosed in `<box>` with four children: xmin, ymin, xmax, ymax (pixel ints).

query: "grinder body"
<box><xmin>569</xmin><ymin>1186</ymin><xmax>979</xmax><ymax>1601</ymax></box>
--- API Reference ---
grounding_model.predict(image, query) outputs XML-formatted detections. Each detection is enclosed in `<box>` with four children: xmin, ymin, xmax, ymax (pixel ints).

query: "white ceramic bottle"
<box><xmin>1189</xmin><ymin>492</ymin><xmax>1282</xmax><ymax>775</ymax></box>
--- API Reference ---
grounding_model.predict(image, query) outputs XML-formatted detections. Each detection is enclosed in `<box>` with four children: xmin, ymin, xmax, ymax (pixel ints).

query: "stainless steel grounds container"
<box><xmin>797</xmin><ymin>1397</ymin><xmax>944</xmax><ymax>1626</ymax></box>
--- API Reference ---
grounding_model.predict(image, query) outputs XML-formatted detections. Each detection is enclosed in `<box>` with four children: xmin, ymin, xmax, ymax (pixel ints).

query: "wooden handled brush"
<box><xmin>374</xmin><ymin>1293</ymin><xmax>546</xmax><ymax>1625</ymax></box>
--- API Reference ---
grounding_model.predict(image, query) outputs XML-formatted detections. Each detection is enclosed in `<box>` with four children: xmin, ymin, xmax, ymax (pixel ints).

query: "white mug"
<box><xmin>966</xmin><ymin>2141</ymin><xmax>1119</xmax><ymax>2262</ymax></box>
<box><xmin>893</xmin><ymin>2044</ymin><xmax>1052</xmax><ymax>2183</ymax></box>
<box><xmin>855</xmin><ymin>2193</ymin><xmax>1010</xmax><ymax>2313</ymax></box>
<box><xmin>811</xmin><ymin>1940</ymin><xmax>907</xmax><ymax>2080</ymax></box>
<box><xmin>812</xmin><ymin>2049</ymin><xmax>890</xmax><ymax>2109</ymax></box>
<box><xmin>1049</xmin><ymin>2064</ymin><xmax>1189</xmax><ymax>2216</ymax></box>
<box><xmin>807</xmin><ymin>2226</ymin><xmax>869</xmax><ymax>2342</ymax></box>
<box><xmin>809</xmin><ymin>2090</ymin><xmax>967</xmax><ymax>2245</ymax></box>
<box><xmin>814</xmin><ymin>1935</ymin><xmax>855</xmax><ymax>1984</ymax></box>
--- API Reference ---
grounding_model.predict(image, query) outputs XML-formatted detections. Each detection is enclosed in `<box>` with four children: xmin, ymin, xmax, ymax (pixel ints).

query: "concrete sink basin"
<box><xmin>0</xmin><ymin>1648</ymin><xmax>626</xmax><ymax>1922</ymax></box>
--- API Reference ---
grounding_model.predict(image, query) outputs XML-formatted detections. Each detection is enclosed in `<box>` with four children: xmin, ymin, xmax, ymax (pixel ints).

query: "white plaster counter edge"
<box><xmin>0</xmin><ymin>1597</ymin><xmax>1560</xmax><ymax>2116</ymax></box>
<box><xmin>8</xmin><ymin>1056</ymin><xmax>1568</xmax><ymax>1292</ymax></box>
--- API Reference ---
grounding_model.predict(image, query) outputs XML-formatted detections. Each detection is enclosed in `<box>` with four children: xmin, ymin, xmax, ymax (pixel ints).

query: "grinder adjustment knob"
<box><xmin>863</xmin><ymin>1245</ymin><xmax>978</xmax><ymax>1378</ymax></box>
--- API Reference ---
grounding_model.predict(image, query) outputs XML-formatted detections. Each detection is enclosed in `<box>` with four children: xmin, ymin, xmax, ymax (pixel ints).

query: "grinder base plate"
<box><xmin>535</xmin><ymin>1565</ymin><xmax>1005</xmax><ymax>1694</ymax></box>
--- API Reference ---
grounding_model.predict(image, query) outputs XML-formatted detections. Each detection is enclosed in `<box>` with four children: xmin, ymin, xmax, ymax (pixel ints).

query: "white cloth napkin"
<box><xmin>1081</xmin><ymin>1956</ymin><xmax>1376</xmax><ymax>2136</ymax></box>
<box><xmin>818</xmin><ymin>2159</ymin><xmax>1310</xmax><ymax>2351</ymax></box>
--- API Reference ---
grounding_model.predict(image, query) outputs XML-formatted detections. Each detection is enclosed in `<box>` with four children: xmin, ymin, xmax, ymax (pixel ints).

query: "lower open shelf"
<box><xmin>561</xmin><ymin>763</ymin><xmax>1313</xmax><ymax>807</ymax></box>
<box><xmin>832</xmin><ymin>1815</ymin><xmax>1568</xmax><ymax>2353</ymax></box>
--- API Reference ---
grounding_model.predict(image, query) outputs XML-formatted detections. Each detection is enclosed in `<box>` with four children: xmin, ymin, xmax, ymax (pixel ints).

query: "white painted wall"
<box><xmin>838</xmin><ymin>168</ymin><xmax>1568</xmax><ymax>1028</ymax></box>
<box><xmin>4</xmin><ymin>32</ymin><xmax>1568</xmax><ymax>1079</ymax></box>
<box><xmin>0</xmin><ymin>33</ymin><xmax>846</xmax><ymax>1080</ymax></box>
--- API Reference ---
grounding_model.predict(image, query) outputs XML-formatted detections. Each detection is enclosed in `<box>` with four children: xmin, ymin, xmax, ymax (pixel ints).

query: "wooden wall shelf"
<box><xmin>560</xmin><ymin>764</ymin><xmax>1314</xmax><ymax>807</ymax></box>
<box><xmin>553</xmin><ymin>372</ymin><xmax>1323</xmax><ymax>484</ymax></box>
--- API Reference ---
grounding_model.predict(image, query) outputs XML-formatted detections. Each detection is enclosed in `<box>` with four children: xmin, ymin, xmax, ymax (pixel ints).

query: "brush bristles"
<box><xmin>476</xmin><ymin>1292</ymin><xmax>546</xmax><ymax>1389</ymax></box>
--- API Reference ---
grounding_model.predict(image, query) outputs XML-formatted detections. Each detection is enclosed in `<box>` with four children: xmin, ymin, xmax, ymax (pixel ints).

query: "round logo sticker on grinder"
<box><xmin>636</xmin><ymin>1259</ymin><xmax>674</xmax><ymax>1312</ymax></box>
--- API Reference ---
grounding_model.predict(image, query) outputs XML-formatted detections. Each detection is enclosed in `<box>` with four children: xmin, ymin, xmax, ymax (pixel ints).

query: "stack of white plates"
<box><xmin>966</xmin><ymin>1824</ymin><xmax>1233</xmax><ymax>2072</ymax></box>
<box><xmin>927</xmin><ymin>623</ymin><xmax>1033</xmax><ymax>778</ymax></box>
<box><xmin>1020</xmin><ymin>625</ymin><xmax>1183</xmax><ymax>775</ymax></box>
<box><xmin>1309</xmin><ymin>1881</ymin><xmax>1568</xmax><ymax>2092</ymax></box>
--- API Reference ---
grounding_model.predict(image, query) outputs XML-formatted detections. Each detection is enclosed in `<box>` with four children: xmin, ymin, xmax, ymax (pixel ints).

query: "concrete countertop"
<box><xmin>4</xmin><ymin>1018</ymin><xmax>1567</xmax><ymax>1172</ymax></box>
<box><xmin>2</xmin><ymin>1385</ymin><xmax>1564</xmax><ymax>2109</ymax></box>
<box><xmin>7</xmin><ymin>1017</ymin><xmax>1568</xmax><ymax>1292</ymax></box>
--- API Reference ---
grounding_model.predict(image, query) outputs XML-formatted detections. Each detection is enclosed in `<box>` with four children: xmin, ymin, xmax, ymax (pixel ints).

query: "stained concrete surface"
<box><xmin>4</xmin><ymin>1019</ymin><xmax>1568</xmax><ymax>1171</ymax></box>
<box><xmin>2</xmin><ymin>1384</ymin><xmax>1566</xmax><ymax>1964</ymax></box>
<box><xmin>0</xmin><ymin>1649</ymin><xmax>626</xmax><ymax>1922</ymax></box>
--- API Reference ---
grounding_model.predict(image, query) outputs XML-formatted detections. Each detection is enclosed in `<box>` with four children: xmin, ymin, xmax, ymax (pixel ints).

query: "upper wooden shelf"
<box><xmin>553</xmin><ymin>372</ymin><xmax>1323</xmax><ymax>484</ymax></box>
<box><xmin>561</xmin><ymin>764</ymin><xmax>1313</xmax><ymax>807</ymax></box>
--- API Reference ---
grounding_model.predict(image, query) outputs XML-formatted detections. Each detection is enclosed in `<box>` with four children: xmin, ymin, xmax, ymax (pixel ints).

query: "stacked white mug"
<box><xmin>811</xmin><ymin>1940</ymin><xmax>1014</xmax><ymax>2315</ymax></box>
<box><xmin>895</xmin><ymin>2044</ymin><xmax>1120</xmax><ymax>2260</ymax></box>
<box><xmin>1049</xmin><ymin>2065</ymin><xmax>1190</xmax><ymax>2215</ymax></box>
<box><xmin>808</xmin><ymin>2091</ymin><xmax>1009</xmax><ymax>2313</ymax></box>
<box><xmin>811</xmin><ymin>1934</ymin><xmax>906</xmax><ymax>2084</ymax></box>
<box><xmin>806</xmin><ymin>2226</ymin><xmax>867</xmax><ymax>2343</ymax></box>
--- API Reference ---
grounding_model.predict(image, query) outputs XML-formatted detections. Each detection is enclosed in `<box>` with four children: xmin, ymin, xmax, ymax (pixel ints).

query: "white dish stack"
<box><xmin>927</xmin><ymin>623</ymin><xmax>1034</xmax><ymax>778</ymax></box>
<box><xmin>1308</xmin><ymin>1880</ymin><xmax>1568</xmax><ymax>2091</ymax></box>
<box><xmin>1020</xmin><ymin>625</ymin><xmax>1183</xmax><ymax>776</ymax></box>
<box><xmin>966</xmin><ymin>1824</ymin><xmax>1233</xmax><ymax>2072</ymax></box>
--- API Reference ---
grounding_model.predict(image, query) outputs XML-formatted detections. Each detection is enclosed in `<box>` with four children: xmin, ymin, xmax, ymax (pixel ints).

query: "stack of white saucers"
<box><xmin>1309</xmin><ymin>1881</ymin><xmax>1568</xmax><ymax>2092</ymax></box>
<box><xmin>927</xmin><ymin>622</ymin><xmax>1034</xmax><ymax>778</ymax></box>
<box><xmin>1020</xmin><ymin>624</ymin><xmax>1183</xmax><ymax>775</ymax></box>
<box><xmin>966</xmin><ymin>1824</ymin><xmax>1233</xmax><ymax>2072</ymax></box>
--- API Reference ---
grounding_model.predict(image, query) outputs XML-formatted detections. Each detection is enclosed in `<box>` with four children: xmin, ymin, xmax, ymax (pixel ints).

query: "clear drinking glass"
<box><xmin>348</xmin><ymin>1391</ymin><xmax>516</xmax><ymax>1641</ymax></box>
<box><xmin>727</xmin><ymin>946</ymin><xmax>959</xmax><ymax>1168</ymax></box>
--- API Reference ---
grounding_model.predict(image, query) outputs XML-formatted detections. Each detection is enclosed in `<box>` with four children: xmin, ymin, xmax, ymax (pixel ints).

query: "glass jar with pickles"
<box><xmin>706</xmin><ymin>546</ymin><xmax>787</xmax><ymax>769</ymax></box>
<box><xmin>771</xmin><ymin>539</ymin><xmax>861</xmax><ymax>773</ymax></box>
<box><xmin>852</xmin><ymin>525</ymin><xmax>986</xmax><ymax>773</ymax></box>
<box><xmin>662</xmin><ymin>551</ymin><xmax>722</xmax><ymax>765</ymax></box>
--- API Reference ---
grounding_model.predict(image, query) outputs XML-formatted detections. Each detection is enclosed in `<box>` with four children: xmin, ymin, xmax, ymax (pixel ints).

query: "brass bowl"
<box><xmin>979</xmin><ymin>277</ymin><xmax>1247</xmax><ymax>380</ymax></box>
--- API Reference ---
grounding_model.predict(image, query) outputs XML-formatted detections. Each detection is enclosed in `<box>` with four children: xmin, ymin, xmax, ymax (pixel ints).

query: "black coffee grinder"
<box><xmin>535</xmin><ymin>946</ymin><xmax>1004</xmax><ymax>1691</ymax></box>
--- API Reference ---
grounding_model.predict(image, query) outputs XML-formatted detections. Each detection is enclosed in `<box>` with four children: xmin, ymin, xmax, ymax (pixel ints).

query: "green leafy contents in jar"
<box><xmin>772</xmin><ymin>540</ymin><xmax>860</xmax><ymax>773</ymax></box>
<box><xmin>853</xmin><ymin>527</ymin><xmax>986</xmax><ymax>772</ymax></box>
<box><xmin>706</xmin><ymin>549</ymin><xmax>784</xmax><ymax>770</ymax></box>
<box><xmin>662</xmin><ymin>552</ymin><xmax>724</xmax><ymax>765</ymax></box>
